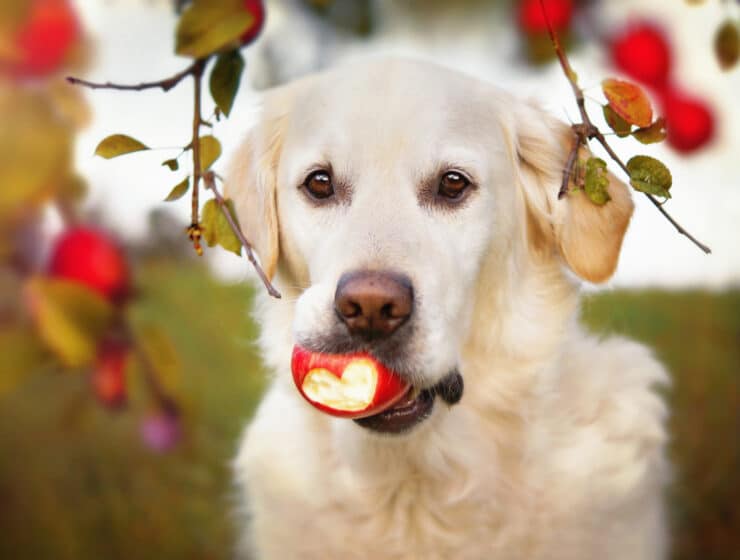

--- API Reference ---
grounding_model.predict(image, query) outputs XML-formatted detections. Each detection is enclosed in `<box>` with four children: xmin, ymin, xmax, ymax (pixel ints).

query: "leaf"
<box><xmin>603</xmin><ymin>105</ymin><xmax>631</xmax><ymax>138</ymax></box>
<box><xmin>95</xmin><ymin>134</ymin><xmax>149</xmax><ymax>159</ymax></box>
<box><xmin>715</xmin><ymin>19</ymin><xmax>739</xmax><ymax>71</ymax></box>
<box><xmin>602</xmin><ymin>79</ymin><xmax>653</xmax><ymax>128</ymax></box>
<box><xmin>583</xmin><ymin>157</ymin><xmax>611</xmax><ymax>206</ymax></box>
<box><xmin>131</xmin><ymin>322</ymin><xmax>181</xmax><ymax>398</ymax></box>
<box><xmin>626</xmin><ymin>155</ymin><xmax>672</xmax><ymax>199</ymax></box>
<box><xmin>201</xmin><ymin>198</ymin><xmax>242</xmax><ymax>255</ymax></box>
<box><xmin>198</xmin><ymin>135</ymin><xmax>222</xmax><ymax>170</ymax></box>
<box><xmin>24</xmin><ymin>277</ymin><xmax>115</xmax><ymax>368</ymax></box>
<box><xmin>164</xmin><ymin>177</ymin><xmax>190</xmax><ymax>202</ymax></box>
<box><xmin>632</xmin><ymin>118</ymin><xmax>667</xmax><ymax>144</ymax></box>
<box><xmin>162</xmin><ymin>158</ymin><xmax>179</xmax><ymax>171</ymax></box>
<box><xmin>209</xmin><ymin>49</ymin><xmax>245</xmax><ymax>117</ymax></box>
<box><xmin>175</xmin><ymin>0</ymin><xmax>253</xmax><ymax>59</ymax></box>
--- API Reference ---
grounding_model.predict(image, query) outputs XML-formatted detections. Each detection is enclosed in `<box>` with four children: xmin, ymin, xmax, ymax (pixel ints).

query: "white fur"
<box><xmin>227</xmin><ymin>58</ymin><xmax>669</xmax><ymax>559</ymax></box>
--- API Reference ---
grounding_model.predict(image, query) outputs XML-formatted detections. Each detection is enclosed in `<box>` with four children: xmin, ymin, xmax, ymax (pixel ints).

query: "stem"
<box><xmin>190</xmin><ymin>60</ymin><xmax>205</xmax><ymax>233</ymax></box>
<box><xmin>537</xmin><ymin>0</ymin><xmax>711</xmax><ymax>254</ymax></box>
<box><xmin>67</xmin><ymin>61</ymin><xmax>200</xmax><ymax>92</ymax></box>
<box><xmin>203</xmin><ymin>171</ymin><xmax>282</xmax><ymax>299</ymax></box>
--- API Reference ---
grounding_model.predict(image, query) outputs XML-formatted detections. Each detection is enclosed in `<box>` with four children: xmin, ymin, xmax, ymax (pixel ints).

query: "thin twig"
<box><xmin>203</xmin><ymin>171</ymin><xmax>282</xmax><ymax>299</ymax></box>
<box><xmin>66</xmin><ymin>60</ymin><xmax>200</xmax><ymax>92</ymax></box>
<box><xmin>537</xmin><ymin>0</ymin><xmax>711</xmax><ymax>254</ymax></box>
<box><xmin>190</xmin><ymin>59</ymin><xmax>206</xmax><ymax>254</ymax></box>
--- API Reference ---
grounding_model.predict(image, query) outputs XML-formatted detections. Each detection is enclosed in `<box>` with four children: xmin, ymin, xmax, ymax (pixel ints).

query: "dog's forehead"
<box><xmin>284</xmin><ymin>59</ymin><xmax>502</xmax><ymax>152</ymax></box>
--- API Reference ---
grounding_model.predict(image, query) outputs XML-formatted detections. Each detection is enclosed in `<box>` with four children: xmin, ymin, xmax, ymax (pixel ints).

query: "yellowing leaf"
<box><xmin>715</xmin><ymin>19</ymin><xmax>739</xmax><ymax>71</ymax></box>
<box><xmin>603</xmin><ymin>105</ymin><xmax>631</xmax><ymax>138</ymax></box>
<box><xmin>602</xmin><ymin>78</ymin><xmax>653</xmax><ymax>128</ymax></box>
<box><xmin>198</xmin><ymin>135</ymin><xmax>222</xmax><ymax>170</ymax></box>
<box><xmin>24</xmin><ymin>277</ymin><xmax>115</xmax><ymax>368</ymax></box>
<box><xmin>209</xmin><ymin>49</ymin><xmax>245</xmax><ymax>117</ymax></box>
<box><xmin>201</xmin><ymin>198</ymin><xmax>242</xmax><ymax>255</ymax></box>
<box><xmin>583</xmin><ymin>157</ymin><xmax>611</xmax><ymax>206</ymax></box>
<box><xmin>95</xmin><ymin>134</ymin><xmax>149</xmax><ymax>159</ymax></box>
<box><xmin>626</xmin><ymin>155</ymin><xmax>672</xmax><ymax>199</ymax></box>
<box><xmin>632</xmin><ymin>118</ymin><xmax>667</xmax><ymax>145</ymax></box>
<box><xmin>175</xmin><ymin>0</ymin><xmax>253</xmax><ymax>59</ymax></box>
<box><xmin>164</xmin><ymin>177</ymin><xmax>190</xmax><ymax>202</ymax></box>
<box><xmin>162</xmin><ymin>158</ymin><xmax>179</xmax><ymax>171</ymax></box>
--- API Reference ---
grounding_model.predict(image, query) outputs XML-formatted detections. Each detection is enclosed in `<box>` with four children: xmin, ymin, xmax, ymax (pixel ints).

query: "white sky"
<box><xmin>72</xmin><ymin>0</ymin><xmax>740</xmax><ymax>289</ymax></box>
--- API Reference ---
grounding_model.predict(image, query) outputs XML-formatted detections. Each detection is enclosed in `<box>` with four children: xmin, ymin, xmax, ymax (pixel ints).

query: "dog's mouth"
<box><xmin>354</xmin><ymin>371</ymin><xmax>464</xmax><ymax>434</ymax></box>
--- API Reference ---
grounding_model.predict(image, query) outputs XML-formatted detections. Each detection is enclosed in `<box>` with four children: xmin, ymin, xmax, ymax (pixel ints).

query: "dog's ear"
<box><xmin>508</xmin><ymin>103</ymin><xmax>634</xmax><ymax>283</ymax></box>
<box><xmin>225</xmin><ymin>82</ymin><xmax>305</xmax><ymax>280</ymax></box>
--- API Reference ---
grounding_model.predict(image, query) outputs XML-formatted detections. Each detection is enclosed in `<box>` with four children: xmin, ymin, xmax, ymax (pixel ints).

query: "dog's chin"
<box><xmin>354</xmin><ymin>370</ymin><xmax>464</xmax><ymax>435</ymax></box>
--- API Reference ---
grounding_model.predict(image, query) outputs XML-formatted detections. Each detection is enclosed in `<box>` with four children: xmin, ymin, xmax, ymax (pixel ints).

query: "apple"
<box><xmin>610</xmin><ymin>22</ymin><xmax>672</xmax><ymax>89</ymax></box>
<box><xmin>48</xmin><ymin>226</ymin><xmax>130</xmax><ymax>303</ymax></box>
<box><xmin>517</xmin><ymin>0</ymin><xmax>574</xmax><ymax>34</ymax></box>
<box><xmin>239</xmin><ymin>0</ymin><xmax>265</xmax><ymax>46</ymax></box>
<box><xmin>291</xmin><ymin>345</ymin><xmax>411</xmax><ymax>419</ymax></box>
<box><xmin>7</xmin><ymin>0</ymin><xmax>80</xmax><ymax>79</ymax></box>
<box><xmin>661</xmin><ymin>89</ymin><xmax>715</xmax><ymax>153</ymax></box>
<box><xmin>91</xmin><ymin>343</ymin><xmax>127</xmax><ymax>408</ymax></box>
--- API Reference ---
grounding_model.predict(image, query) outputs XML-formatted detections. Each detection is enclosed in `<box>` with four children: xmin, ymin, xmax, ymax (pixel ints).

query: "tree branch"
<box><xmin>538</xmin><ymin>0</ymin><xmax>711</xmax><ymax>254</ymax></box>
<box><xmin>203</xmin><ymin>171</ymin><xmax>282</xmax><ymax>299</ymax></box>
<box><xmin>188</xmin><ymin>60</ymin><xmax>206</xmax><ymax>255</ymax></box>
<box><xmin>66</xmin><ymin>60</ymin><xmax>200</xmax><ymax>92</ymax></box>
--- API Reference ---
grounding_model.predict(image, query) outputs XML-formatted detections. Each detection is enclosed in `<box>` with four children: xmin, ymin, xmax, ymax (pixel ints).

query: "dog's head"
<box><xmin>227</xmin><ymin>58</ymin><xmax>633</xmax><ymax>434</ymax></box>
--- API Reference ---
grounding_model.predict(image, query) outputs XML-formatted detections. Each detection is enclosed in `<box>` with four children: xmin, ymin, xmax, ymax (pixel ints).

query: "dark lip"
<box><xmin>353</xmin><ymin>371</ymin><xmax>464</xmax><ymax>435</ymax></box>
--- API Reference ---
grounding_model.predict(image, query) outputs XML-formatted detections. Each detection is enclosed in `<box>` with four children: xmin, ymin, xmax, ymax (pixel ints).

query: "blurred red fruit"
<box><xmin>240</xmin><ymin>0</ymin><xmax>265</xmax><ymax>45</ymax></box>
<box><xmin>92</xmin><ymin>344</ymin><xmax>128</xmax><ymax>408</ymax></box>
<box><xmin>48</xmin><ymin>227</ymin><xmax>130</xmax><ymax>303</ymax></box>
<box><xmin>661</xmin><ymin>89</ymin><xmax>715</xmax><ymax>153</ymax></box>
<box><xmin>610</xmin><ymin>22</ymin><xmax>672</xmax><ymax>89</ymax></box>
<box><xmin>9</xmin><ymin>0</ymin><xmax>80</xmax><ymax>79</ymax></box>
<box><xmin>518</xmin><ymin>0</ymin><xmax>574</xmax><ymax>34</ymax></box>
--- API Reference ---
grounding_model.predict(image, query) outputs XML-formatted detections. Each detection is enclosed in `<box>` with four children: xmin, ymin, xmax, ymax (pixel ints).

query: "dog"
<box><xmin>226</xmin><ymin>58</ymin><xmax>669</xmax><ymax>559</ymax></box>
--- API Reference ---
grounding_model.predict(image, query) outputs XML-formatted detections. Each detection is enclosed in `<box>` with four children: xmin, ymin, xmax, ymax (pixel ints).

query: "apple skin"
<box><xmin>661</xmin><ymin>89</ymin><xmax>715</xmax><ymax>153</ymax></box>
<box><xmin>291</xmin><ymin>345</ymin><xmax>411</xmax><ymax>419</ymax></box>
<box><xmin>517</xmin><ymin>0</ymin><xmax>574</xmax><ymax>34</ymax></box>
<box><xmin>239</xmin><ymin>0</ymin><xmax>265</xmax><ymax>46</ymax></box>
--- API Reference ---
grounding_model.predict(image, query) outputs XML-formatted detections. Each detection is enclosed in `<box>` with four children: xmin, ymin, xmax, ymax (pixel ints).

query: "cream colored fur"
<box><xmin>227</xmin><ymin>58</ymin><xmax>669</xmax><ymax>560</ymax></box>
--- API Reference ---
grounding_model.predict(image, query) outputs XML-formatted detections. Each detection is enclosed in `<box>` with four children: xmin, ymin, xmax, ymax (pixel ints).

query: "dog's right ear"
<box><xmin>225</xmin><ymin>82</ymin><xmax>305</xmax><ymax>280</ymax></box>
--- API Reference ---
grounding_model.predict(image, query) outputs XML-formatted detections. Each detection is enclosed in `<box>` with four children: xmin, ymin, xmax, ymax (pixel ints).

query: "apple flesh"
<box><xmin>291</xmin><ymin>345</ymin><xmax>410</xmax><ymax>419</ymax></box>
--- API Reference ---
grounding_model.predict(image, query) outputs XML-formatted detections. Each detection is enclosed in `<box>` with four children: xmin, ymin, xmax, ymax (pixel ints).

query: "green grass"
<box><xmin>0</xmin><ymin>261</ymin><xmax>737</xmax><ymax>559</ymax></box>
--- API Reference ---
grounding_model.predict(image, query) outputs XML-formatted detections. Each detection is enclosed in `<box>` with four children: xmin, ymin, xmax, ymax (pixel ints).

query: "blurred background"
<box><xmin>0</xmin><ymin>0</ymin><xmax>738</xmax><ymax>558</ymax></box>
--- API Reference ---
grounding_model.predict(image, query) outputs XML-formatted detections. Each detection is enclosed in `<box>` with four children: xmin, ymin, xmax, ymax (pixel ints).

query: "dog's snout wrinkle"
<box><xmin>334</xmin><ymin>271</ymin><xmax>413</xmax><ymax>340</ymax></box>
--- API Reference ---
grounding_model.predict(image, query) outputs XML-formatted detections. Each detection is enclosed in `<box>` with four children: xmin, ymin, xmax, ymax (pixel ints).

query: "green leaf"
<box><xmin>162</xmin><ymin>158</ymin><xmax>179</xmax><ymax>171</ymax></box>
<box><xmin>632</xmin><ymin>118</ymin><xmax>667</xmax><ymax>145</ymax></box>
<box><xmin>603</xmin><ymin>105</ymin><xmax>631</xmax><ymax>138</ymax></box>
<box><xmin>201</xmin><ymin>198</ymin><xmax>242</xmax><ymax>255</ymax></box>
<box><xmin>175</xmin><ymin>0</ymin><xmax>253</xmax><ymax>59</ymax></box>
<box><xmin>626</xmin><ymin>155</ymin><xmax>672</xmax><ymax>199</ymax></box>
<box><xmin>94</xmin><ymin>134</ymin><xmax>149</xmax><ymax>159</ymax></box>
<box><xmin>131</xmin><ymin>322</ymin><xmax>181</xmax><ymax>398</ymax></box>
<box><xmin>209</xmin><ymin>50</ymin><xmax>245</xmax><ymax>118</ymax></box>
<box><xmin>164</xmin><ymin>177</ymin><xmax>190</xmax><ymax>202</ymax></box>
<box><xmin>602</xmin><ymin>79</ymin><xmax>653</xmax><ymax>128</ymax></box>
<box><xmin>198</xmin><ymin>135</ymin><xmax>222</xmax><ymax>170</ymax></box>
<box><xmin>715</xmin><ymin>19</ymin><xmax>739</xmax><ymax>71</ymax></box>
<box><xmin>24</xmin><ymin>277</ymin><xmax>115</xmax><ymax>368</ymax></box>
<box><xmin>583</xmin><ymin>157</ymin><xmax>611</xmax><ymax>206</ymax></box>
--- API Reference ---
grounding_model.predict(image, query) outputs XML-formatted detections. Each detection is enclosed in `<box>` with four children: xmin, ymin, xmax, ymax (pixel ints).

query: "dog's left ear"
<box><xmin>508</xmin><ymin>102</ymin><xmax>634</xmax><ymax>283</ymax></box>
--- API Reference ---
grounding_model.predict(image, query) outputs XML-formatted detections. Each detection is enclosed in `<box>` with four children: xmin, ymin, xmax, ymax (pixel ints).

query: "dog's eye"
<box><xmin>438</xmin><ymin>171</ymin><xmax>470</xmax><ymax>199</ymax></box>
<box><xmin>302</xmin><ymin>170</ymin><xmax>335</xmax><ymax>200</ymax></box>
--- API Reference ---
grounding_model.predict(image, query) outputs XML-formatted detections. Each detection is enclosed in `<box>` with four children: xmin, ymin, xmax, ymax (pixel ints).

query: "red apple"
<box><xmin>517</xmin><ymin>0</ymin><xmax>574</xmax><ymax>34</ymax></box>
<box><xmin>48</xmin><ymin>226</ymin><xmax>130</xmax><ymax>303</ymax></box>
<box><xmin>661</xmin><ymin>89</ymin><xmax>715</xmax><ymax>153</ymax></box>
<box><xmin>239</xmin><ymin>0</ymin><xmax>265</xmax><ymax>46</ymax></box>
<box><xmin>291</xmin><ymin>345</ymin><xmax>411</xmax><ymax>419</ymax></box>
<box><xmin>6</xmin><ymin>0</ymin><xmax>80</xmax><ymax>79</ymax></box>
<box><xmin>92</xmin><ymin>343</ymin><xmax>128</xmax><ymax>408</ymax></box>
<box><xmin>610</xmin><ymin>22</ymin><xmax>672</xmax><ymax>89</ymax></box>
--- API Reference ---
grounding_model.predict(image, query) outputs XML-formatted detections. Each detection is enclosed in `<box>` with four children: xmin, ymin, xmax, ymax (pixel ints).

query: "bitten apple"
<box><xmin>291</xmin><ymin>345</ymin><xmax>410</xmax><ymax>419</ymax></box>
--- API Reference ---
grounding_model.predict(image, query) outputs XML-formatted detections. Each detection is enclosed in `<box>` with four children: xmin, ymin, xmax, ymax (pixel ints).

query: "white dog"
<box><xmin>227</xmin><ymin>58</ymin><xmax>669</xmax><ymax>560</ymax></box>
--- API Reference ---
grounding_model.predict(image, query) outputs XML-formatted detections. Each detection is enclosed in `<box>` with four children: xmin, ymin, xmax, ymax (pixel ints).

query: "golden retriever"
<box><xmin>227</xmin><ymin>58</ymin><xmax>669</xmax><ymax>559</ymax></box>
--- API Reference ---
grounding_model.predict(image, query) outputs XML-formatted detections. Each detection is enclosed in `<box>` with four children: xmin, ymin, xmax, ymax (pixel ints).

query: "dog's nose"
<box><xmin>335</xmin><ymin>271</ymin><xmax>413</xmax><ymax>339</ymax></box>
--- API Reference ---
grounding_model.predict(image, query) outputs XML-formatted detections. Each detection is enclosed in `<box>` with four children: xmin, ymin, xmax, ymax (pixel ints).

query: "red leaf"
<box><xmin>602</xmin><ymin>78</ymin><xmax>653</xmax><ymax>128</ymax></box>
